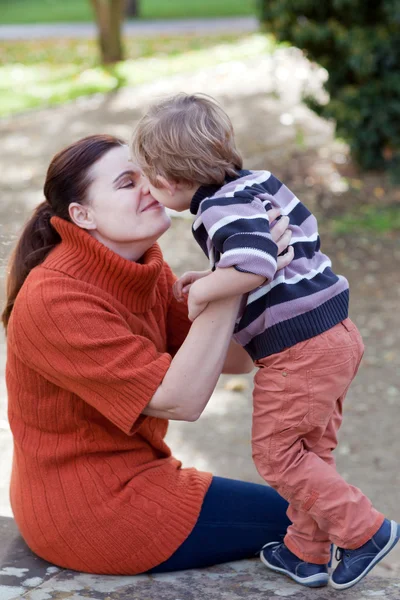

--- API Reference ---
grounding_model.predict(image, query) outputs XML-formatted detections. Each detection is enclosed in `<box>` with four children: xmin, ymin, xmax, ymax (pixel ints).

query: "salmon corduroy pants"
<box><xmin>252</xmin><ymin>319</ymin><xmax>384</xmax><ymax>564</ymax></box>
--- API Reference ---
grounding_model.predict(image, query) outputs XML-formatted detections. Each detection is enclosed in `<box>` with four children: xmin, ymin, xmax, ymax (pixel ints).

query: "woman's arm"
<box><xmin>223</xmin><ymin>340</ymin><xmax>254</xmax><ymax>374</ymax></box>
<box><xmin>142</xmin><ymin>295</ymin><xmax>241</xmax><ymax>422</ymax></box>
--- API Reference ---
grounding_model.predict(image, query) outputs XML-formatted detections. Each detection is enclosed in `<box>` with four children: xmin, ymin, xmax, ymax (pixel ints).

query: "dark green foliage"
<box><xmin>259</xmin><ymin>0</ymin><xmax>400</xmax><ymax>175</ymax></box>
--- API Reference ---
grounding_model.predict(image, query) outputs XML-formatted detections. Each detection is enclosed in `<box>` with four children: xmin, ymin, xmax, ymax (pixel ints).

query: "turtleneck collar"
<box><xmin>189</xmin><ymin>169</ymin><xmax>252</xmax><ymax>215</ymax></box>
<box><xmin>45</xmin><ymin>217</ymin><xmax>164</xmax><ymax>313</ymax></box>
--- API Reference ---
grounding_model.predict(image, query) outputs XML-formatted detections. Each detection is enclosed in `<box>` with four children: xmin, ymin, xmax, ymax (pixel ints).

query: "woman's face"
<box><xmin>75</xmin><ymin>145</ymin><xmax>171</xmax><ymax>258</ymax></box>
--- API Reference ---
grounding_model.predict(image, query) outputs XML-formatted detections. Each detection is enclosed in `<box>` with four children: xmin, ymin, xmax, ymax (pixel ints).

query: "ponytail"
<box><xmin>2</xmin><ymin>202</ymin><xmax>61</xmax><ymax>331</ymax></box>
<box><xmin>2</xmin><ymin>134</ymin><xmax>126</xmax><ymax>332</ymax></box>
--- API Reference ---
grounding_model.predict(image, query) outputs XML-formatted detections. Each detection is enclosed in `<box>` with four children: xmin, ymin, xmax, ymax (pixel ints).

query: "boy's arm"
<box><xmin>190</xmin><ymin>267</ymin><xmax>264</xmax><ymax>305</ymax></box>
<box><xmin>198</xmin><ymin>190</ymin><xmax>279</xmax><ymax>283</ymax></box>
<box><xmin>188</xmin><ymin>217</ymin><xmax>294</xmax><ymax>320</ymax></box>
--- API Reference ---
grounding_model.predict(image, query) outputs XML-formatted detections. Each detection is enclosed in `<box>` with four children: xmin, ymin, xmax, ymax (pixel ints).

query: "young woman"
<box><xmin>3</xmin><ymin>135</ymin><xmax>293</xmax><ymax>575</ymax></box>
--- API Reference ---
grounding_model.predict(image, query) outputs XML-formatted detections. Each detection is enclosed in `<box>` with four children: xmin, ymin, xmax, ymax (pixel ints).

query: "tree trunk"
<box><xmin>125</xmin><ymin>0</ymin><xmax>139</xmax><ymax>18</ymax></box>
<box><xmin>90</xmin><ymin>0</ymin><xmax>125</xmax><ymax>64</ymax></box>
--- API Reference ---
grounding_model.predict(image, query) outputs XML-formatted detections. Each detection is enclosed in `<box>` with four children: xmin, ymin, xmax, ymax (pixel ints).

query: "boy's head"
<box><xmin>132</xmin><ymin>93</ymin><xmax>243</xmax><ymax>211</ymax></box>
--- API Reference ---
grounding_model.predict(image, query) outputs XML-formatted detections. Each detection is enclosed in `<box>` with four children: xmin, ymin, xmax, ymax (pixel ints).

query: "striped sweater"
<box><xmin>190</xmin><ymin>170</ymin><xmax>349</xmax><ymax>360</ymax></box>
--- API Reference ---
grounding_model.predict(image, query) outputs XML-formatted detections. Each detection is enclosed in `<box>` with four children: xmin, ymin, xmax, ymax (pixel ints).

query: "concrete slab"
<box><xmin>1</xmin><ymin>517</ymin><xmax>400</xmax><ymax>600</ymax></box>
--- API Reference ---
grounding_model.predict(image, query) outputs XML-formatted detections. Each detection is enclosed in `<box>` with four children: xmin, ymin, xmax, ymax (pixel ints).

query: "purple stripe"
<box><xmin>273</xmin><ymin>183</ymin><xmax>297</xmax><ymax>210</ymax></box>
<box><xmin>284</xmin><ymin>252</ymin><xmax>331</xmax><ymax>279</ymax></box>
<box><xmin>217</xmin><ymin>252</ymin><xmax>277</xmax><ymax>280</ymax></box>
<box><xmin>293</xmin><ymin>213</ymin><xmax>317</xmax><ymax>238</ymax></box>
<box><xmin>213</xmin><ymin>171</ymin><xmax>271</xmax><ymax>198</ymax></box>
<box><xmin>202</xmin><ymin>200</ymin><xmax>264</xmax><ymax>224</ymax></box>
<box><xmin>234</xmin><ymin>276</ymin><xmax>349</xmax><ymax>346</ymax></box>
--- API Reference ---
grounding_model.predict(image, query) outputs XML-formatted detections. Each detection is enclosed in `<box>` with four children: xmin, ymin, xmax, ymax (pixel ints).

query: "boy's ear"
<box><xmin>156</xmin><ymin>175</ymin><xmax>176</xmax><ymax>196</ymax></box>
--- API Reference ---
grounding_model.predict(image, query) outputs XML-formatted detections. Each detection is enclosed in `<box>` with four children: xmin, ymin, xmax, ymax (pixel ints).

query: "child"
<box><xmin>132</xmin><ymin>93</ymin><xmax>399</xmax><ymax>590</ymax></box>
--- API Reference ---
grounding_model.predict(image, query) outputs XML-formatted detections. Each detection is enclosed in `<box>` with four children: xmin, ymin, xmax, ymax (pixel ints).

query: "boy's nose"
<box><xmin>138</xmin><ymin>174</ymin><xmax>150</xmax><ymax>194</ymax></box>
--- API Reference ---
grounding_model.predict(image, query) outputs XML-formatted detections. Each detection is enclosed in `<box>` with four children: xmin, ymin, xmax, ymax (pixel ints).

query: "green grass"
<box><xmin>0</xmin><ymin>34</ymin><xmax>274</xmax><ymax>117</ymax></box>
<box><xmin>332</xmin><ymin>206</ymin><xmax>400</xmax><ymax>234</ymax></box>
<box><xmin>0</xmin><ymin>0</ymin><xmax>256</xmax><ymax>25</ymax></box>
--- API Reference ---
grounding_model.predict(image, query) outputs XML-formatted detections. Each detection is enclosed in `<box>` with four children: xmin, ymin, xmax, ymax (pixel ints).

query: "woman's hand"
<box><xmin>173</xmin><ymin>269</ymin><xmax>211</xmax><ymax>302</ymax></box>
<box><xmin>267</xmin><ymin>209</ymin><xmax>294</xmax><ymax>270</ymax></box>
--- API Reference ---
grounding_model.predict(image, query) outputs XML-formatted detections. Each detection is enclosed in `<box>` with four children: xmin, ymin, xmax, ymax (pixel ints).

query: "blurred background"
<box><xmin>0</xmin><ymin>0</ymin><xmax>399</xmax><ymax>574</ymax></box>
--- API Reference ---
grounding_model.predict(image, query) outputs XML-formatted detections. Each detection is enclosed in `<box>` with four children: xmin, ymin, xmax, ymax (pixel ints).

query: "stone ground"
<box><xmin>0</xmin><ymin>43</ymin><xmax>400</xmax><ymax>596</ymax></box>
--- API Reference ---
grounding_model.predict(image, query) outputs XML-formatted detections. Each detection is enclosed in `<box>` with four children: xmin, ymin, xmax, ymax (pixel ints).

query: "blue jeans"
<box><xmin>150</xmin><ymin>476</ymin><xmax>290</xmax><ymax>573</ymax></box>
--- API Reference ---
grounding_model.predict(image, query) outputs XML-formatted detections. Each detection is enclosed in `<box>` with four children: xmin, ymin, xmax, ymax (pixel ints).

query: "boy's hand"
<box><xmin>267</xmin><ymin>209</ymin><xmax>294</xmax><ymax>271</ymax></box>
<box><xmin>173</xmin><ymin>269</ymin><xmax>211</xmax><ymax>302</ymax></box>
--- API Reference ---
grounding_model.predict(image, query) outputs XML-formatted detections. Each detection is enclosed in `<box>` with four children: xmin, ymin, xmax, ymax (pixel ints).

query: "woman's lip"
<box><xmin>142</xmin><ymin>200</ymin><xmax>162</xmax><ymax>212</ymax></box>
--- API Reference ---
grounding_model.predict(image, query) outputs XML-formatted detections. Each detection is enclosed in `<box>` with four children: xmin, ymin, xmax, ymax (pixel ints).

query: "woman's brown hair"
<box><xmin>2</xmin><ymin>134</ymin><xmax>125</xmax><ymax>330</ymax></box>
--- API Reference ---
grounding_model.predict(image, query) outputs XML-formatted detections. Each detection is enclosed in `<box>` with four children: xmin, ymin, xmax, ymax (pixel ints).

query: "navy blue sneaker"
<box><xmin>260</xmin><ymin>542</ymin><xmax>329</xmax><ymax>587</ymax></box>
<box><xmin>330</xmin><ymin>519</ymin><xmax>400</xmax><ymax>590</ymax></box>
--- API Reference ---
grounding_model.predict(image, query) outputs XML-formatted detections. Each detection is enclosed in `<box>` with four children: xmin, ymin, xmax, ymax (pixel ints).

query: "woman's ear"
<box><xmin>68</xmin><ymin>203</ymin><xmax>96</xmax><ymax>230</ymax></box>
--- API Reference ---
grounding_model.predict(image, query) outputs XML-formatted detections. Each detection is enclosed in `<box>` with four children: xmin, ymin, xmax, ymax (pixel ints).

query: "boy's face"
<box><xmin>144</xmin><ymin>176</ymin><xmax>196</xmax><ymax>213</ymax></box>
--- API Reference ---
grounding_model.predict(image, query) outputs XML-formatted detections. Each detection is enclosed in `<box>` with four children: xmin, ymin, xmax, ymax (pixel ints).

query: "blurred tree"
<box><xmin>90</xmin><ymin>0</ymin><xmax>125</xmax><ymax>64</ymax></box>
<box><xmin>259</xmin><ymin>0</ymin><xmax>400</xmax><ymax>177</ymax></box>
<box><xmin>125</xmin><ymin>0</ymin><xmax>139</xmax><ymax>18</ymax></box>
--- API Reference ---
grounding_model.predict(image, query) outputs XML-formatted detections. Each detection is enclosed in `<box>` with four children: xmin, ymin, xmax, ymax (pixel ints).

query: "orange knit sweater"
<box><xmin>6</xmin><ymin>217</ymin><xmax>212</xmax><ymax>575</ymax></box>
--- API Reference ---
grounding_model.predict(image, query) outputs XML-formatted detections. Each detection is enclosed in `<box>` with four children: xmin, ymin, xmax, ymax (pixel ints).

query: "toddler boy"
<box><xmin>132</xmin><ymin>93</ymin><xmax>399</xmax><ymax>590</ymax></box>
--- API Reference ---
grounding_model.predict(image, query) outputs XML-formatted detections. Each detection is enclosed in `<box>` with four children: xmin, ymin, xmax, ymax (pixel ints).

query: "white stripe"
<box><xmin>280</xmin><ymin>196</ymin><xmax>299</xmax><ymax>215</ymax></box>
<box><xmin>219</xmin><ymin>247</ymin><xmax>277</xmax><ymax>268</ymax></box>
<box><xmin>208</xmin><ymin>213</ymin><xmax>269</xmax><ymax>240</ymax></box>
<box><xmin>193</xmin><ymin>215</ymin><xmax>203</xmax><ymax>231</ymax></box>
<box><xmin>247</xmin><ymin>259</ymin><xmax>332</xmax><ymax>305</ymax></box>
<box><xmin>291</xmin><ymin>231</ymin><xmax>319</xmax><ymax>244</ymax></box>
<box><xmin>223</xmin><ymin>171</ymin><xmax>271</xmax><ymax>197</ymax></box>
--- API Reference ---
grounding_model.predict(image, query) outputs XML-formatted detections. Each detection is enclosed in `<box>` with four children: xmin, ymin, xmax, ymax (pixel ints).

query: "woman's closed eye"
<box><xmin>113</xmin><ymin>169</ymin><xmax>138</xmax><ymax>190</ymax></box>
<box><xmin>120</xmin><ymin>180</ymin><xmax>135</xmax><ymax>189</ymax></box>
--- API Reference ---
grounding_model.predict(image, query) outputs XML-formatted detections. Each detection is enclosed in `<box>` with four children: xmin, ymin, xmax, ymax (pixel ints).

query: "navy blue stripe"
<box><xmin>211</xmin><ymin>217</ymin><xmax>270</xmax><ymax>251</ymax></box>
<box><xmin>223</xmin><ymin>233</ymin><xmax>277</xmax><ymax>255</ymax></box>
<box><xmin>231</xmin><ymin>175</ymin><xmax>283</xmax><ymax>199</ymax></box>
<box><xmin>235</xmin><ymin>292</ymin><xmax>270</xmax><ymax>332</ymax></box>
<box><xmin>288</xmin><ymin>202</ymin><xmax>312</xmax><ymax>227</ymax></box>
<box><xmin>192</xmin><ymin>223</ymin><xmax>210</xmax><ymax>258</ymax></box>
<box><xmin>236</xmin><ymin>268</ymin><xmax>339</xmax><ymax>332</ymax></box>
<box><xmin>267</xmin><ymin>268</ymin><xmax>339</xmax><ymax>307</ymax></box>
<box><xmin>244</xmin><ymin>290</ymin><xmax>350</xmax><ymax>359</ymax></box>
<box><xmin>259</xmin><ymin>174</ymin><xmax>283</xmax><ymax>196</ymax></box>
<box><xmin>292</xmin><ymin>238</ymin><xmax>320</xmax><ymax>260</ymax></box>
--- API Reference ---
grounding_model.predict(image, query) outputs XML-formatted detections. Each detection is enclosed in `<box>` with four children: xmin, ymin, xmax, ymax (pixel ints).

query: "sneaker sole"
<box><xmin>260</xmin><ymin>542</ymin><xmax>329</xmax><ymax>588</ymax></box>
<box><xmin>330</xmin><ymin>520</ymin><xmax>400</xmax><ymax>590</ymax></box>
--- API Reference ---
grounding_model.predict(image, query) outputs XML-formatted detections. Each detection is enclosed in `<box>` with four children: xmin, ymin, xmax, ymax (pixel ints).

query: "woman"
<box><xmin>3</xmin><ymin>134</ymin><xmax>293</xmax><ymax>575</ymax></box>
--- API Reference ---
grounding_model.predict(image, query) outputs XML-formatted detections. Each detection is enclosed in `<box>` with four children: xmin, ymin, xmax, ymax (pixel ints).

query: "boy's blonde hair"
<box><xmin>132</xmin><ymin>93</ymin><xmax>243</xmax><ymax>186</ymax></box>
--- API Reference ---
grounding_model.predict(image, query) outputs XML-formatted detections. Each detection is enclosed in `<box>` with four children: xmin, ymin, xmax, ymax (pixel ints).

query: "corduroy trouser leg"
<box><xmin>252</xmin><ymin>319</ymin><xmax>384</xmax><ymax>565</ymax></box>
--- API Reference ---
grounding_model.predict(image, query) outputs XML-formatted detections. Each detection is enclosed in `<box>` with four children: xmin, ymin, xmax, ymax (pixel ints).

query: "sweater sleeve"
<box><xmin>164</xmin><ymin>263</ymin><xmax>192</xmax><ymax>357</ymax></box>
<box><xmin>11</xmin><ymin>275</ymin><xmax>172</xmax><ymax>436</ymax></box>
<box><xmin>198</xmin><ymin>190</ymin><xmax>278</xmax><ymax>281</ymax></box>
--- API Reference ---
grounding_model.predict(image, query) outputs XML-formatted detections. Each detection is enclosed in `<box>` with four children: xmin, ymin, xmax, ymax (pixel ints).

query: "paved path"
<box><xmin>0</xmin><ymin>16</ymin><xmax>258</xmax><ymax>40</ymax></box>
<box><xmin>2</xmin><ymin>516</ymin><xmax>400</xmax><ymax>600</ymax></box>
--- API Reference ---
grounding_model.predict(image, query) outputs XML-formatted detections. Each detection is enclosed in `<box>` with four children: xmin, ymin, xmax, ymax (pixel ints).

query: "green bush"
<box><xmin>259</xmin><ymin>0</ymin><xmax>400</xmax><ymax>176</ymax></box>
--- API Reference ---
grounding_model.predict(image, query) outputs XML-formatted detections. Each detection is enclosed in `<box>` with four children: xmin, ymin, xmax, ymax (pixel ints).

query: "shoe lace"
<box><xmin>335</xmin><ymin>547</ymin><xmax>352</xmax><ymax>562</ymax></box>
<box><xmin>272</xmin><ymin>544</ymin><xmax>281</xmax><ymax>557</ymax></box>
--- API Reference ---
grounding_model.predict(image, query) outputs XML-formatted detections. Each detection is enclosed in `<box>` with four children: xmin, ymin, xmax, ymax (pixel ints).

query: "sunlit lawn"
<box><xmin>332</xmin><ymin>205</ymin><xmax>400</xmax><ymax>234</ymax></box>
<box><xmin>0</xmin><ymin>34</ymin><xmax>275</xmax><ymax>117</ymax></box>
<box><xmin>0</xmin><ymin>0</ymin><xmax>256</xmax><ymax>24</ymax></box>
